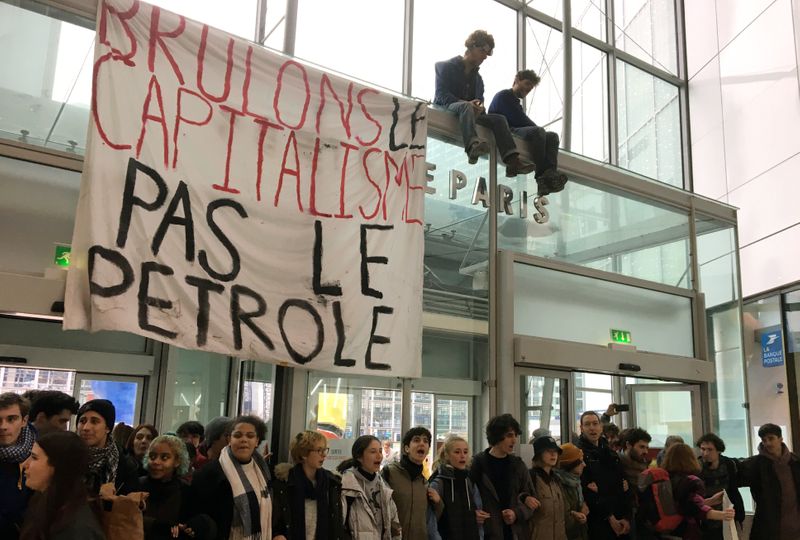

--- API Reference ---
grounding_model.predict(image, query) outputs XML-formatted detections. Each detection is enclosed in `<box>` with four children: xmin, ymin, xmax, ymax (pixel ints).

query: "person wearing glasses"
<box><xmin>271</xmin><ymin>430</ymin><xmax>346</xmax><ymax>539</ymax></box>
<box><xmin>434</xmin><ymin>30</ymin><xmax>536</xmax><ymax>178</ymax></box>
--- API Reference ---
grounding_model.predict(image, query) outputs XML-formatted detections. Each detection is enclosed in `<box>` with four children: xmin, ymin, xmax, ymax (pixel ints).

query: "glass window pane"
<box><xmin>499</xmin><ymin>173</ymin><xmax>691</xmax><ymax>287</ymax></box>
<box><xmin>239</xmin><ymin>360</ymin><xmax>274</xmax><ymax>422</ymax></box>
<box><xmin>613</xmin><ymin>0</ymin><xmax>677</xmax><ymax>74</ymax></box>
<box><xmin>742</xmin><ymin>296</ymin><xmax>792</xmax><ymax>450</ymax></box>
<box><xmin>296</xmin><ymin>0</ymin><xmax>404</xmax><ymax>91</ymax></box>
<box><xmin>632</xmin><ymin>389</ymin><xmax>694</xmax><ymax>447</ymax></box>
<box><xmin>575</xmin><ymin>389</ymin><xmax>613</xmax><ymax>417</ymax></box>
<box><xmin>435</xmin><ymin>398</ymin><xmax>469</xmax><ymax>441</ymax></box>
<box><xmin>0</xmin><ymin>366</ymin><xmax>74</xmax><ymax>395</ymax></box>
<box><xmin>78</xmin><ymin>378</ymin><xmax>140</xmax><ymax>426</ymax></box>
<box><xmin>412</xmin><ymin>0</ymin><xmax>516</xmax><ymax>103</ymax></box>
<box><xmin>571</xmin><ymin>39</ymin><xmax>608</xmax><ymax>161</ymax></box>
<box><xmin>617</xmin><ymin>60</ymin><xmax>682</xmax><ymax>187</ymax></box>
<box><xmin>262</xmin><ymin>0</ymin><xmax>286</xmax><ymax>50</ymax></box>
<box><xmin>528</xmin><ymin>0</ymin><xmax>563</xmax><ymax>21</ymax></box>
<box><xmin>514</xmin><ymin>263</ymin><xmax>695</xmax><ymax>356</ymax></box>
<box><xmin>424</xmin><ymin>136</ymin><xmax>491</xmax><ymax>300</ymax></box>
<box><xmin>571</xmin><ymin>0</ymin><xmax>606</xmax><ymax>40</ymax></box>
<box><xmin>164</xmin><ymin>349</ymin><xmax>231</xmax><ymax>431</ymax></box>
<box><xmin>148</xmin><ymin>0</ymin><xmax>258</xmax><ymax>39</ymax></box>
<box><xmin>0</xmin><ymin>3</ymin><xmax>93</xmax><ymax>153</ymax></box>
<box><xmin>525</xmin><ymin>18</ymin><xmax>564</xmax><ymax>137</ymax></box>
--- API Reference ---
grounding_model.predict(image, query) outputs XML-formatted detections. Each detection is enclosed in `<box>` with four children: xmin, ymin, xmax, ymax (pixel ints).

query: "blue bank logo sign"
<box><xmin>761</xmin><ymin>331</ymin><xmax>784</xmax><ymax>368</ymax></box>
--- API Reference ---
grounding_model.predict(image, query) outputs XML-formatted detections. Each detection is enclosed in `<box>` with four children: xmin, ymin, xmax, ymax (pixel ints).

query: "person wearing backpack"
<box><xmin>657</xmin><ymin>444</ymin><xmax>733</xmax><ymax>539</ymax></box>
<box><xmin>576</xmin><ymin>411</ymin><xmax>631</xmax><ymax>539</ymax></box>
<box><xmin>338</xmin><ymin>435</ymin><xmax>401</xmax><ymax>539</ymax></box>
<box><xmin>695</xmin><ymin>433</ymin><xmax>744</xmax><ymax>539</ymax></box>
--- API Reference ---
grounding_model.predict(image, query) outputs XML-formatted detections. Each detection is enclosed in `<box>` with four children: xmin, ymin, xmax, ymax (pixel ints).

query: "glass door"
<box><xmin>628</xmin><ymin>383</ymin><xmax>702</xmax><ymax>450</ymax></box>
<box><xmin>74</xmin><ymin>373</ymin><xmax>144</xmax><ymax>426</ymax></box>
<box><xmin>518</xmin><ymin>369</ymin><xmax>570</xmax><ymax>444</ymax></box>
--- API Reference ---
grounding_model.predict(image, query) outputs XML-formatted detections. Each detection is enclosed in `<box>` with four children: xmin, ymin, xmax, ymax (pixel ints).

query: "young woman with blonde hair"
<box><xmin>428</xmin><ymin>434</ymin><xmax>487</xmax><ymax>540</ymax></box>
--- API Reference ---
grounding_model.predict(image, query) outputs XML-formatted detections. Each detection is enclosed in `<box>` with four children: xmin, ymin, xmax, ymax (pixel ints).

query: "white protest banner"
<box><xmin>64</xmin><ymin>0</ymin><xmax>427</xmax><ymax>377</ymax></box>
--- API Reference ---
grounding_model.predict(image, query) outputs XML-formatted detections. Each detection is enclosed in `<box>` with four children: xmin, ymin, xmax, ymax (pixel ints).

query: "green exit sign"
<box><xmin>611</xmin><ymin>329</ymin><xmax>632</xmax><ymax>344</ymax></box>
<box><xmin>54</xmin><ymin>245</ymin><xmax>71</xmax><ymax>268</ymax></box>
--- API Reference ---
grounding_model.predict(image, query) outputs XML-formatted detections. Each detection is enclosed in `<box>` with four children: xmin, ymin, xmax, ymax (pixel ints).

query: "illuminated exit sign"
<box><xmin>54</xmin><ymin>245</ymin><xmax>71</xmax><ymax>268</ymax></box>
<box><xmin>610</xmin><ymin>329</ymin><xmax>632</xmax><ymax>344</ymax></box>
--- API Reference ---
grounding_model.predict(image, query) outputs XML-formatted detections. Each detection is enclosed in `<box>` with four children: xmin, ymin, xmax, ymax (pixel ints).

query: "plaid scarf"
<box><xmin>86</xmin><ymin>439</ymin><xmax>120</xmax><ymax>488</ymax></box>
<box><xmin>0</xmin><ymin>423</ymin><xmax>36</xmax><ymax>463</ymax></box>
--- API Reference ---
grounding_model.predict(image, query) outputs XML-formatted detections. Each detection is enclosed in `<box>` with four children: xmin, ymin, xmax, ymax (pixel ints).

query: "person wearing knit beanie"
<box><xmin>77</xmin><ymin>399</ymin><xmax>116</xmax><ymax>433</ymax></box>
<box><xmin>555</xmin><ymin>443</ymin><xmax>589</xmax><ymax>540</ymax></box>
<box><xmin>558</xmin><ymin>443</ymin><xmax>583</xmax><ymax>468</ymax></box>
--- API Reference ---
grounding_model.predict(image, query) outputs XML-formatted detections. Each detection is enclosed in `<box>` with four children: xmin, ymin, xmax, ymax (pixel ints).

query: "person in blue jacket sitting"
<box><xmin>489</xmin><ymin>70</ymin><xmax>568</xmax><ymax>196</ymax></box>
<box><xmin>434</xmin><ymin>30</ymin><xmax>535</xmax><ymax>178</ymax></box>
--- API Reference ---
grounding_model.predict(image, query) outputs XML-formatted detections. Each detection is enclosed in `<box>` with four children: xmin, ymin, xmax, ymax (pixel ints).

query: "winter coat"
<box><xmin>189</xmin><ymin>459</ymin><xmax>235</xmax><ymax>540</ymax></box>
<box><xmin>557</xmin><ymin>472</ymin><xmax>588</xmax><ymax>540</ymax></box>
<box><xmin>529</xmin><ymin>467</ymin><xmax>567</xmax><ymax>540</ymax></box>
<box><xmin>669</xmin><ymin>473</ymin><xmax>711</xmax><ymax>540</ymax></box>
<box><xmin>428</xmin><ymin>464</ymin><xmax>484</xmax><ymax>540</ymax></box>
<box><xmin>0</xmin><ymin>461</ymin><xmax>30</xmax><ymax>540</ymax></box>
<box><xmin>138</xmin><ymin>475</ymin><xmax>215</xmax><ymax>540</ymax></box>
<box><xmin>271</xmin><ymin>462</ymin><xmax>347</xmax><ymax>539</ymax></box>
<box><xmin>697</xmin><ymin>456</ymin><xmax>745</xmax><ymax>530</ymax></box>
<box><xmin>341</xmin><ymin>467</ymin><xmax>400</xmax><ymax>540</ymax></box>
<box><xmin>382</xmin><ymin>460</ymin><xmax>443</xmax><ymax>540</ymax></box>
<box><xmin>50</xmin><ymin>502</ymin><xmax>105</xmax><ymax>540</ymax></box>
<box><xmin>576</xmin><ymin>435</ymin><xmax>631</xmax><ymax>540</ymax></box>
<box><xmin>738</xmin><ymin>444</ymin><xmax>800</xmax><ymax>540</ymax></box>
<box><xmin>469</xmin><ymin>450</ymin><xmax>536</xmax><ymax>540</ymax></box>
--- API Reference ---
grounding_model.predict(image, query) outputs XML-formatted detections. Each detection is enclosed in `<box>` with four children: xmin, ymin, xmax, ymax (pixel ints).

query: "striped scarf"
<box><xmin>219</xmin><ymin>446</ymin><xmax>272</xmax><ymax>540</ymax></box>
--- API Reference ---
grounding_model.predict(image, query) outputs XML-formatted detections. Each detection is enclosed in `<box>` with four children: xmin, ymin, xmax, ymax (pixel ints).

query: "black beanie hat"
<box><xmin>77</xmin><ymin>399</ymin><xmax>116</xmax><ymax>430</ymax></box>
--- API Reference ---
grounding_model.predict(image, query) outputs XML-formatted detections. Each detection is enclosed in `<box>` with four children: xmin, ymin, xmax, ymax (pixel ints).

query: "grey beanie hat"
<box><xmin>204</xmin><ymin>416</ymin><xmax>231</xmax><ymax>444</ymax></box>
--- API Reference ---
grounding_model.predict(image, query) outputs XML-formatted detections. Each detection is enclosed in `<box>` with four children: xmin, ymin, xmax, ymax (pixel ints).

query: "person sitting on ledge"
<box><xmin>434</xmin><ymin>29</ymin><xmax>536</xmax><ymax>178</ymax></box>
<box><xmin>489</xmin><ymin>69</ymin><xmax>568</xmax><ymax>196</ymax></box>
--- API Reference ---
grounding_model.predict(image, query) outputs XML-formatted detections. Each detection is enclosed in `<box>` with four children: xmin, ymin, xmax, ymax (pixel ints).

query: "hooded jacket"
<box><xmin>428</xmin><ymin>463</ymin><xmax>484</xmax><ymax>540</ymax></box>
<box><xmin>469</xmin><ymin>450</ymin><xmax>536</xmax><ymax>539</ymax></box>
<box><xmin>739</xmin><ymin>443</ymin><xmax>800</xmax><ymax>540</ymax></box>
<box><xmin>340</xmin><ymin>467</ymin><xmax>400</xmax><ymax>540</ymax></box>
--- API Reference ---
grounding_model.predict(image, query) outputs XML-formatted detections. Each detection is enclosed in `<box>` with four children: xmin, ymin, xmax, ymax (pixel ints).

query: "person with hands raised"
<box><xmin>470</xmin><ymin>414</ymin><xmax>537</xmax><ymax>539</ymax></box>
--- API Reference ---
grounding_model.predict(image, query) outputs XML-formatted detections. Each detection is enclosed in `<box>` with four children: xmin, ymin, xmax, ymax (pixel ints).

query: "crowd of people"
<box><xmin>2</xmin><ymin>389</ymin><xmax>800</xmax><ymax>540</ymax></box>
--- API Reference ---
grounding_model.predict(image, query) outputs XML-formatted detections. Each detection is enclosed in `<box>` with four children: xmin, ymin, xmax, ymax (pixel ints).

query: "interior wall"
<box><xmin>685</xmin><ymin>0</ymin><xmax>800</xmax><ymax>297</ymax></box>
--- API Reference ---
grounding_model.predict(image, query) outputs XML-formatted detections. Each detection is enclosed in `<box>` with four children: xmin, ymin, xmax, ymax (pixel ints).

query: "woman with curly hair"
<box><xmin>191</xmin><ymin>415</ymin><xmax>272</xmax><ymax>540</ymax></box>
<box><xmin>271</xmin><ymin>430</ymin><xmax>346</xmax><ymax>539</ymax></box>
<box><xmin>138</xmin><ymin>435</ymin><xmax>213</xmax><ymax>540</ymax></box>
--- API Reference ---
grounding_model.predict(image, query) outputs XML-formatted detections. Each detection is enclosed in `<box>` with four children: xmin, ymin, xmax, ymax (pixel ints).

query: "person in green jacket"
<box><xmin>382</xmin><ymin>426</ymin><xmax>443</xmax><ymax>539</ymax></box>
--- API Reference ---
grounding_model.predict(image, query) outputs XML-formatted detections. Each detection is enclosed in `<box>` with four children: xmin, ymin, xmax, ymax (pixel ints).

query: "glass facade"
<box><xmin>0</xmin><ymin>0</ymin><xmax>752</xmax><ymax>469</ymax></box>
